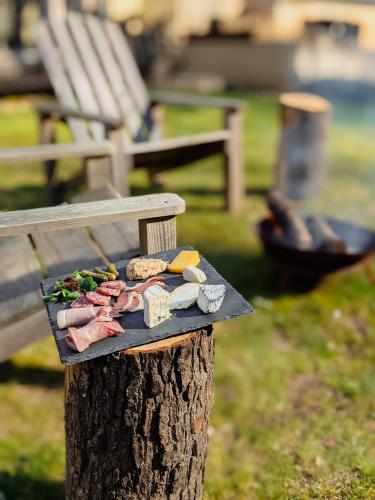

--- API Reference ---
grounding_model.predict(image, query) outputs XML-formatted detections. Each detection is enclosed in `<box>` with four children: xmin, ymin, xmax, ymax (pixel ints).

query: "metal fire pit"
<box><xmin>257</xmin><ymin>217</ymin><xmax>375</xmax><ymax>276</ymax></box>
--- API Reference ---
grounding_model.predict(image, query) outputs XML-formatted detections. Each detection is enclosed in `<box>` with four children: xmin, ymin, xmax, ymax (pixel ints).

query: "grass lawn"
<box><xmin>0</xmin><ymin>93</ymin><xmax>374</xmax><ymax>499</ymax></box>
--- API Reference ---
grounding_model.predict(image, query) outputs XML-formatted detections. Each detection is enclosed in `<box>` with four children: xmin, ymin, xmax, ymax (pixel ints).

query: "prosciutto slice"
<box><xmin>114</xmin><ymin>291</ymin><xmax>143</xmax><ymax>312</ymax></box>
<box><xmin>66</xmin><ymin>320</ymin><xmax>125</xmax><ymax>352</ymax></box>
<box><xmin>100</xmin><ymin>280</ymin><xmax>126</xmax><ymax>290</ymax></box>
<box><xmin>96</xmin><ymin>286</ymin><xmax>121</xmax><ymax>297</ymax></box>
<box><xmin>71</xmin><ymin>294</ymin><xmax>91</xmax><ymax>308</ymax></box>
<box><xmin>125</xmin><ymin>276</ymin><xmax>165</xmax><ymax>294</ymax></box>
<box><xmin>86</xmin><ymin>291</ymin><xmax>111</xmax><ymax>306</ymax></box>
<box><xmin>128</xmin><ymin>293</ymin><xmax>143</xmax><ymax>312</ymax></box>
<box><xmin>113</xmin><ymin>291</ymin><xmax>132</xmax><ymax>311</ymax></box>
<box><xmin>57</xmin><ymin>305</ymin><xmax>113</xmax><ymax>329</ymax></box>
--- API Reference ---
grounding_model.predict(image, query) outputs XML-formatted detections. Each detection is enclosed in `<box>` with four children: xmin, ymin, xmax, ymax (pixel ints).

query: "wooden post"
<box><xmin>275</xmin><ymin>92</ymin><xmax>331</xmax><ymax>200</ymax></box>
<box><xmin>224</xmin><ymin>108</ymin><xmax>245</xmax><ymax>213</ymax></box>
<box><xmin>64</xmin><ymin>213</ymin><xmax>215</xmax><ymax>499</ymax></box>
<box><xmin>139</xmin><ymin>216</ymin><xmax>177</xmax><ymax>255</ymax></box>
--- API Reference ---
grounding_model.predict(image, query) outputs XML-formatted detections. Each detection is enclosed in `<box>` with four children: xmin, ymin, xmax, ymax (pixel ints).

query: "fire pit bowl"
<box><xmin>257</xmin><ymin>216</ymin><xmax>375</xmax><ymax>276</ymax></box>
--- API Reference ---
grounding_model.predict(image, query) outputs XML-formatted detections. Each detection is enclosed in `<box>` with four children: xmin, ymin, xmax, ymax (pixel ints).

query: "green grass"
<box><xmin>0</xmin><ymin>94</ymin><xmax>374</xmax><ymax>499</ymax></box>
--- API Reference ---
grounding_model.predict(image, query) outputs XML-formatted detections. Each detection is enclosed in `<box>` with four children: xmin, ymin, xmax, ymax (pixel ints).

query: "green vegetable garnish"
<box><xmin>45</xmin><ymin>268</ymin><xmax>103</xmax><ymax>303</ymax></box>
<box><xmin>43</xmin><ymin>289</ymin><xmax>80</xmax><ymax>303</ymax></box>
<box><xmin>76</xmin><ymin>276</ymin><xmax>98</xmax><ymax>292</ymax></box>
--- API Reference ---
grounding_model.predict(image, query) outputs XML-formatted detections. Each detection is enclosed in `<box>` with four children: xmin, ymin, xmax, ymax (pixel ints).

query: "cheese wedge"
<box><xmin>183</xmin><ymin>266</ymin><xmax>207</xmax><ymax>284</ymax></box>
<box><xmin>197</xmin><ymin>284</ymin><xmax>226</xmax><ymax>314</ymax></box>
<box><xmin>168</xmin><ymin>250</ymin><xmax>200</xmax><ymax>273</ymax></box>
<box><xmin>144</xmin><ymin>285</ymin><xmax>171</xmax><ymax>328</ymax></box>
<box><xmin>169</xmin><ymin>283</ymin><xmax>200</xmax><ymax>310</ymax></box>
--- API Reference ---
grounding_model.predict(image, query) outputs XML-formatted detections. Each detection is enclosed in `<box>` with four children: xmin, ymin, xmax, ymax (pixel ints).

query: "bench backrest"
<box><xmin>37</xmin><ymin>12</ymin><xmax>153</xmax><ymax>143</ymax></box>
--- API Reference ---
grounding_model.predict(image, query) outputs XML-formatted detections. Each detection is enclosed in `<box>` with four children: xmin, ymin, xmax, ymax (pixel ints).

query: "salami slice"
<box><xmin>86</xmin><ymin>291</ymin><xmax>111</xmax><ymax>306</ymax></box>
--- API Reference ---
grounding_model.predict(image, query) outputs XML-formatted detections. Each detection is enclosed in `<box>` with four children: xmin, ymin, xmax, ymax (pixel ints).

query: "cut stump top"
<box><xmin>279</xmin><ymin>92</ymin><xmax>331</xmax><ymax>113</ymax></box>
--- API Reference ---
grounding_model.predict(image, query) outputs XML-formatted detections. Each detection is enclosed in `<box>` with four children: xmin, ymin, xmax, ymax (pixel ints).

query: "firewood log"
<box><xmin>267</xmin><ymin>189</ymin><xmax>312</xmax><ymax>250</ymax></box>
<box><xmin>306</xmin><ymin>216</ymin><xmax>347</xmax><ymax>253</ymax></box>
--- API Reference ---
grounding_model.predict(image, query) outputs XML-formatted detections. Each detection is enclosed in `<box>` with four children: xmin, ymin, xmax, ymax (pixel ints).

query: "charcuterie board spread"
<box><xmin>41</xmin><ymin>247</ymin><xmax>253</xmax><ymax>365</ymax></box>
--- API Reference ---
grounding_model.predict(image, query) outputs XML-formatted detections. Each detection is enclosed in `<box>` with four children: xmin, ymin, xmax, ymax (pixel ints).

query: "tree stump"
<box><xmin>64</xmin><ymin>327</ymin><xmax>214</xmax><ymax>499</ymax></box>
<box><xmin>275</xmin><ymin>92</ymin><xmax>331</xmax><ymax>200</ymax></box>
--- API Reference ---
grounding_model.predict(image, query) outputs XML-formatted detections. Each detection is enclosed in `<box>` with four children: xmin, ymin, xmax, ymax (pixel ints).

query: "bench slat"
<box><xmin>72</xmin><ymin>187</ymin><xmax>139</xmax><ymax>262</ymax></box>
<box><xmin>48</xmin><ymin>17</ymin><xmax>104</xmax><ymax>141</ymax></box>
<box><xmin>32</xmin><ymin>228</ymin><xmax>105</xmax><ymax>277</ymax></box>
<box><xmin>36</xmin><ymin>23</ymin><xmax>90</xmax><ymax>142</ymax></box>
<box><xmin>68</xmin><ymin>12</ymin><xmax>120</xmax><ymax>122</ymax></box>
<box><xmin>0</xmin><ymin>235</ymin><xmax>43</xmax><ymax>327</ymax></box>
<box><xmin>85</xmin><ymin>14</ymin><xmax>143</xmax><ymax>139</ymax></box>
<box><xmin>90</xmin><ymin>222</ymin><xmax>139</xmax><ymax>263</ymax></box>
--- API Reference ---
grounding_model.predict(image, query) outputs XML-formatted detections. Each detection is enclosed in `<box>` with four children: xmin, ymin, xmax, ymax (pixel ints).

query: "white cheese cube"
<box><xmin>183</xmin><ymin>266</ymin><xmax>207</xmax><ymax>284</ymax></box>
<box><xmin>197</xmin><ymin>284</ymin><xmax>226</xmax><ymax>314</ymax></box>
<box><xmin>144</xmin><ymin>285</ymin><xmax>171</xmax><ymax>328</ymax></box>
<box><xmin>169</xmin><ymin>283</ymin><xmax>200</xmax><ymax>310</ymax></box>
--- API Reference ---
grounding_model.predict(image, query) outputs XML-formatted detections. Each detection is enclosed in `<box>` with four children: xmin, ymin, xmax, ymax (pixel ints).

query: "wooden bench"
<box><xmin>0</xmin><ymin>184</ymin><xmax>186</xmax><ymax>361</ymax></box>
<box><xmin>36</xmin><ymin>12</ymin><xmax>246</xmax><ymax>212</ymax></box>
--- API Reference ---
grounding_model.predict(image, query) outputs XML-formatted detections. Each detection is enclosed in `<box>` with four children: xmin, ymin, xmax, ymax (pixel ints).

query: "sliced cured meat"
<box><xmin>114</xmin><ymin>291</ymin><xmax>132</xmax><ymax>311</ymax></box>
<box><xmin>128</xmin><ymin>292</ymin><xmax>143</xmax><ymax>312</ymax></box>
<box><xmin>100</xmin><ymin>280</ymin><xmax>126</xmax><ymax>290</ymax></box>
<box><xmin>71</xmin><ymin>294</ymin><xmax>91</xmax><ymax>308</ymax></box>
<box><xmin>96</xmin><ymin>286</ymin><xmax>121</xmax><ymax>297</ymax></box>
<box><xmin>57</xmin><ymin>305</ymin><xmax>97</xmax><ymax>329</ymax></box>
<box><xmin>93</xmin><ymin>306</ymin><xmax>114</xmax><ymax>322</ymax></box>
<box><xmin>86</xmin><ymin>291</ymin><xmax>111</xmax><ymax>306</ymax></box>
<box><xmin>57</xmin><ymin>305</ymin><xmax>113</xmax><ymax>329</ymax></box>
<box><xmin>66</xmin><ymin>320</ymin><xmax>125</xmax><ymax>352</ymax></box>
<box><xmin>125</xmin><ymin>276</ymin><xmax>165</xmax><ymax>294</ymax></box>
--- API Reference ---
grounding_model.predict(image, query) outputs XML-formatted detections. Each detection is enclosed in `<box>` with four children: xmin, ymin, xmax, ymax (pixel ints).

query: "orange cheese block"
<box><xmin>167</xmin><ymin>250</ymin><xmax>200</xmax><ymax>273</ymax></box>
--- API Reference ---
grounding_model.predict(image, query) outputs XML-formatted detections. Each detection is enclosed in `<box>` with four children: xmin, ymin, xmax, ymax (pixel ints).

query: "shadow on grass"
<box><xmin>0</xmin><ymin>186</ymin><xmax>48</xmax><ymax>211</ymax></box>
<box><xmin>203</xmin><ymin>251</ymin><xmax>322</xmax><ymax>300</ymax></box>
<box><xmin>0</xmin><ymin>472</ymin><xmax>64</xmax><ymax>500</ymax></box>
<box><xmin>0</xmin><ymin>361</ymin><xmax>63</xmax><ymax>389</ymax></box>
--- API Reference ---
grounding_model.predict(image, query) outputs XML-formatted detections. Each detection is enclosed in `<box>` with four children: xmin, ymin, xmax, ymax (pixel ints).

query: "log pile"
<box><xmin>267</xmin><ymin>190</ymin><xmax>347</xmax><ymax>253</ymax></box>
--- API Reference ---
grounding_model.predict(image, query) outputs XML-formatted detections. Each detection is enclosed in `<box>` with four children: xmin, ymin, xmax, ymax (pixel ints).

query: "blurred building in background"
<box><xmin>1</xmin><ymin>0</ymin><xmax>375</xmax><ymax>95</ymax></box>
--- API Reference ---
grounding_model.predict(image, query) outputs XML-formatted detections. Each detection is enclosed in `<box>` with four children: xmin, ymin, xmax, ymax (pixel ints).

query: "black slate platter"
<box><xmin>41</xmin><ymin>246</ymin><xmax>253</xmax><ymax>365</ymax></box>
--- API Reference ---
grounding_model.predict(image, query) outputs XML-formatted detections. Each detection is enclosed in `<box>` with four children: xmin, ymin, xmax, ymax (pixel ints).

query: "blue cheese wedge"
<box><xmin>183</xmin><ymin>266</ymin><xmax>207</xmax><ymax>284</ymax></box>
<box><xmin>169</xmin><ymin>283</ymin><xmax>200</xmax><ymax>310</ymax></box>
<box><xmin>144</xmin><ymin>285</ymin><xmax>171</xmax><ymax>328</ymax></box>
<box><xmin>197</xmin><ymin>284</ymin><xmax>226</xmax><ymax>314</ymax></box>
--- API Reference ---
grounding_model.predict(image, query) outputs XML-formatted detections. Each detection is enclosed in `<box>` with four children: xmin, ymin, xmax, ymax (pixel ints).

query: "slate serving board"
<box><xmin>41</xmin><ymin>246</ymin><xmax>253</xmax><ymax>365</ymax></box>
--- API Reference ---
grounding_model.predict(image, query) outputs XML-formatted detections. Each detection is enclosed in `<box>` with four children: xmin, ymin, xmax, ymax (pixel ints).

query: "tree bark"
<box><xmin>275</xmin><ymin>92</ymin><xmax>331</xmax><ymax>200</ymax></box>
<box><xmin>65</xmin><ymin>327</ymin><xmax>214</xmax><ymax>499</ymax></box>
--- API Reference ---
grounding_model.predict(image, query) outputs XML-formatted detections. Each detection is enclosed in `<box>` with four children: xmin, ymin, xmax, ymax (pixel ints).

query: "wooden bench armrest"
<box><xmin>0</xmin><ymin>193</ymin><xmax>185</xmax><ymax>237</ymax></box>
<box><xmin>0</xmin><ymin>141</ymin><xmax>115</xmax><ymax>165</ymax></box>
<box><xmin>149</xmin><ymin>90</ymin><xmax>245</xmax><ymax>111</ymax></box>
<box><xmin>127</xmin><ymin>130</ymin><xmax>230</xmax><ymax>156</ymax></box>
<box><xmin>37</xmin><ymin>101</ymin><xmax>124</xmax><ymax>129</ymax></box>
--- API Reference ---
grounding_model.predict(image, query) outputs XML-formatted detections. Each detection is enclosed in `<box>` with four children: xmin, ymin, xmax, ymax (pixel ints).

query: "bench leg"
<box><xmin>85</xmin><ymin>157</ymin><xmax>112</xmax><ymax>192</ymax></box>
<box><xmin>224</xmin><ymin>108</ymin><xmax>245</xmax><ymax>212</ymax></box>
<box><xmin>108</xmin><ymin>128</ymin><xmax>131</xmax><ymax>197</ymax></box>
<box><xmin>148</xmin><ymin>169</ymin><xmax>165</xmax><ymax>189</ymax></box>
<box><xmin>148</xmin><ymin>104</ymin><xmax>165</xmax><ymax>189</ymax></box>
<box><xmin>40</xmin><ymin>114</ymin><xmax>60</xmax><ymax>204</ymax></box>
